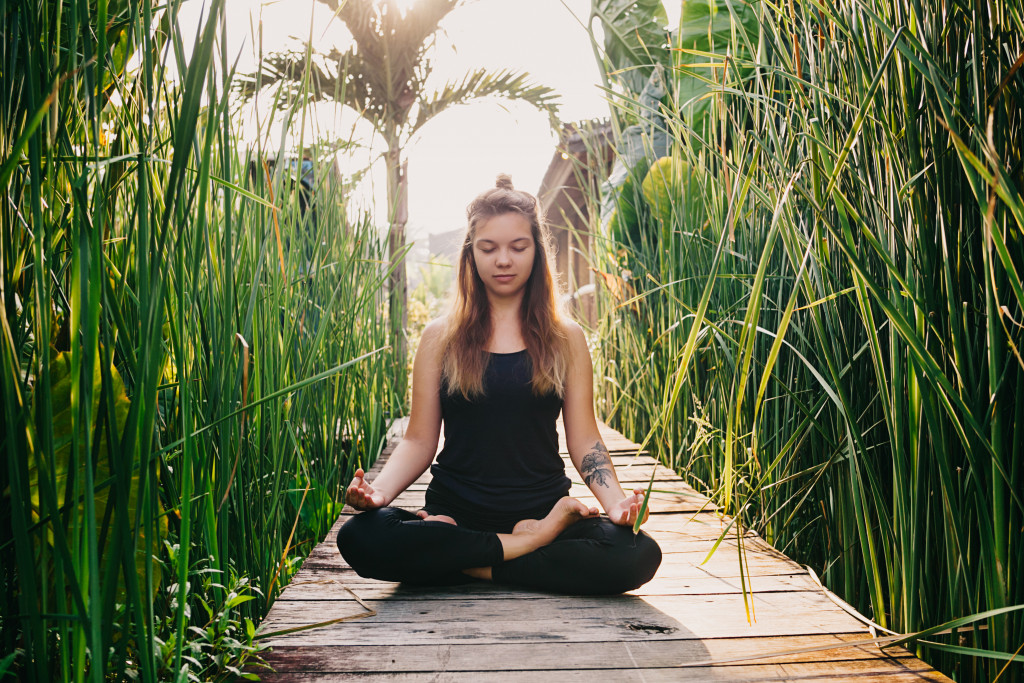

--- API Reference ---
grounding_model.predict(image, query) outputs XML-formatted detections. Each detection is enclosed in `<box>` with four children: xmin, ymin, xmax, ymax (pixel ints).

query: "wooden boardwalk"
<box><xmin>255</xmin><ymin>420</ymin><xmax>949</xmax><ymax>681</ymax></box>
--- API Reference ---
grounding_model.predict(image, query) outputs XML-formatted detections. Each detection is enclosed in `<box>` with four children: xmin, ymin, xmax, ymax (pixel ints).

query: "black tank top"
<box><xmin>430</xmin><ymin>350</ymin><xmax>570</xmax><ymax>512</ymax></box>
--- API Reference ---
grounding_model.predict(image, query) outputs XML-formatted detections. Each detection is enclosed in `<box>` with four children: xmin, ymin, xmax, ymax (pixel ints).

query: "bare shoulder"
<box><xmin>563</xmin><ymin>318</ymin><xmax>589</xmax><ymax>352</ymax></box>
<box><xmin>563</xmin><ymin>318</ymin><xmax>586</xmax><ymax>341</ymax></box>
<box><xmin>416</xmin><ymin>318</ymin><xmax>449</xmax><ymax>358</ymax></box>
<box><xmin>409</xmin><ymin>318</ymin><xmax>447</xmax><ymax>406</ymax></box>
<box><xmin>423</xmin><ymin>316</ymin><xmax>449</xmax><ymax>337</ymax></box>
<box><xmin>561</xmin><ymin>318</ymin><xmax>593</xmax><ymax>372</ymax></box>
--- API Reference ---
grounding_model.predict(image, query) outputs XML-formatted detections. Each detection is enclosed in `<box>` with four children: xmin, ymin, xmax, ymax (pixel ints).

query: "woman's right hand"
<box><xmin>345</xmin><ymin>468</ymin><xmax>388</xmax><ymax>510</ymax></box>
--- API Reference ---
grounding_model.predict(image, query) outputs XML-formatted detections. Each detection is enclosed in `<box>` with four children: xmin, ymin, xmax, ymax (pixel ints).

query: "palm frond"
<box><xmin>233</xmin><ymin>48</ymin><xmax>351</xmax><ymax>106</ymax></box>
<box><xmin>411</xmin><ymin>68</ymin><xmax>561</xmax><ymax>136</ymax></box>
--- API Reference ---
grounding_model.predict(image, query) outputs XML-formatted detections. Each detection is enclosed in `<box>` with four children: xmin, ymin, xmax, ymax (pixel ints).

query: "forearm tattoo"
<box><xmin>581</xmin><ymin>441</ymin><xmax>613</xmax><ymax>489</ymax></box>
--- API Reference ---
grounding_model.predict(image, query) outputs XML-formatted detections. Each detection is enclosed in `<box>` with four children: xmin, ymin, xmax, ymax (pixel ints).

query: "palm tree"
<box><xmin>238</xmin><ymin>0</ymin><xmax>560</xmax><ymax>401</ymax></box>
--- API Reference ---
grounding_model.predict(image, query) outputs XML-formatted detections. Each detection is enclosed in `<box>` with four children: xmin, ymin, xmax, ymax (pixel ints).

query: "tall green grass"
<box><xmin>586</xmin><ymin>0</ymin><xmax>1023</xmax><ymax>679</ymax></box>
<box><xmin>1</xmin><ymin>2</ymin><xmax>393</xmax><ymax>680</ymax></box>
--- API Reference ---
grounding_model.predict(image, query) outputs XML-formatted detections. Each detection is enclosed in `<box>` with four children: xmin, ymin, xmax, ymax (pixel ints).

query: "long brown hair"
<box><xmin>441</xmin><ymin>174</ymin><xmax>571</xmax><ymax>398</ymax></box>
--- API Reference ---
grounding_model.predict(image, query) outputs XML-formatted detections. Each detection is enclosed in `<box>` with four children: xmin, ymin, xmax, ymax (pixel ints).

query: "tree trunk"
<box><xmin>385</xmin><ymin>143</ymin><xmax>409</xmax><ymax>407</ymax></box>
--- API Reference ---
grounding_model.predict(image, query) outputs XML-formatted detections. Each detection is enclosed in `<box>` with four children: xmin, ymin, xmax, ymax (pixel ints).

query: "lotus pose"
<box><xmin>337</xmin><ymin>175</ymin><xmax>662</xmax><ymax>594</ymax></box>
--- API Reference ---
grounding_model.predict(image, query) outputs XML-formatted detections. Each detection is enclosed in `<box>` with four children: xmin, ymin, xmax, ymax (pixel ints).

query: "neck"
<box><xmin>487</xmin><ymin>292</ymin><xmax>525</xmax><ymax>349</ymax></box>
<box><xmin>486</xmin><ymin>290</ymin><xmax>524</xmax><ymax>319</ymax></box>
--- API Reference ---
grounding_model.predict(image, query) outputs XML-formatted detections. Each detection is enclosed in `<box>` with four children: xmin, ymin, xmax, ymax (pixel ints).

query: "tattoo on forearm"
<box><xmin>581</xmin><ymin>441</ymin><xmax>613</xmax><ymax>488</ymax></box>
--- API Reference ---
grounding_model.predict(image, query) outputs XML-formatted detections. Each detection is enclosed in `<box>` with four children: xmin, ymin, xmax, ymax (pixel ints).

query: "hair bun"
<box><xmin>495</xmin><ymin>174</ymin><xmax>515</xmax><ymax>191</ymax></box>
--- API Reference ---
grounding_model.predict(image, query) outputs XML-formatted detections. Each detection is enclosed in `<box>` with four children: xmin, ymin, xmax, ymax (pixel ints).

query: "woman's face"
<box><xmin>472</xmin><ymin>212</ymin><xmax>536</xmax><ymax>299</ymax></box>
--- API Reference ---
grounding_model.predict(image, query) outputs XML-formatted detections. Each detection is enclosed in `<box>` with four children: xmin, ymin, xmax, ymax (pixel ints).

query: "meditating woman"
<box><xmin>337</xmin><ymin>175</ymin><xmax>662</xmax><ymax>595</ymax></box>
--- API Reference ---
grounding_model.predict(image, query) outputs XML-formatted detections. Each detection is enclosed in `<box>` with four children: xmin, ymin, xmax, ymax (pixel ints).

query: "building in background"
<box><xmin>537</xmin><ymin>120</ymin><xmax>614</xmax><ymax>326</ymax></box>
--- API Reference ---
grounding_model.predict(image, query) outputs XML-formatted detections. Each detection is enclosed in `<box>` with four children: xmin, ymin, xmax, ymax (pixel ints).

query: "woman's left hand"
<box><xmin>607</xmin><ymin>488</ymin><xmax>650</xmax><ymax>527</ymax></box>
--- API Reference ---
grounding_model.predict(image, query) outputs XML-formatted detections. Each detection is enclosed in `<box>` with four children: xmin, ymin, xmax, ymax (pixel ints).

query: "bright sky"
<box><xmin>178</xmin><ymin>0</ymin><xmax>630</xmax><ymax>241</ymax></box>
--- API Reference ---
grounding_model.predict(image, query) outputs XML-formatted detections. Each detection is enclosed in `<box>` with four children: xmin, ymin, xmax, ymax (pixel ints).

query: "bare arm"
<box><xmin>346</xmin><ymin>320</ymin><xmax>445</xmax><ymax>509</ymax></box>
<box><xmin>561</xmin><ymin>322</ymin><xmax>648</xmax><ymax>527</ymax></box>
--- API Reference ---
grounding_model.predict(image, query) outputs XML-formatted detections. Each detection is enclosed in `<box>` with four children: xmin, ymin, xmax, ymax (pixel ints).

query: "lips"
<box><xmin>494</xmin><ymin>274</ymin><xmax>515</xmax><ymax>283</ymax></box>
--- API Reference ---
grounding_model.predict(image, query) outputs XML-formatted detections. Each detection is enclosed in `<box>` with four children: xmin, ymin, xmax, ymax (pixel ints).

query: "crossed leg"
<box><xmin>337</xmin><ymin>496</ymin><xmax>659</xmax><ymax>593</ymax></box>
<box><xmin>415</xmin><ymin>497</ymin><xmax>599</xmax><ymax>579</ymax></box>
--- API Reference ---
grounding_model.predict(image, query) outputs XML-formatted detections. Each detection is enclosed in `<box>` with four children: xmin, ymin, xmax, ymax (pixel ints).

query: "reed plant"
<box><xmin>585</xmin><ymin>0</ymin><xmax>1023</xmax><ymax>679</ymax></box>
<box><xmin>1</xmin><ymin>1</ymin><xmax>393</xmax><ymax>680</ymax></box>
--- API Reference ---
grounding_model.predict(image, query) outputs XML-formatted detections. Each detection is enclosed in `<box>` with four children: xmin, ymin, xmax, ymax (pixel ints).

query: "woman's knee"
<box><xmin>336</xmin><ymin>508</ymin><xmax>407</xmax><ymax>578</ymax></box>
<box><xmin>601</xmin><ymin>525</ymin><xmax>663</xmax><ymax>593</ymax></box>
<box><xmin>627</xmin><ymin>530</ymin><xmax>663</xmax><ymax>588</ymax></box>
<box><xmin>504</xmin><ymin>523</ymin><xmax>662</xmax><ymax>594</ymax></box>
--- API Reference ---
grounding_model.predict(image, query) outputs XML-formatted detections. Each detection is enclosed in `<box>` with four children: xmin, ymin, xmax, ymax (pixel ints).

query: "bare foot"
<box><xmin>415</xmin><ymin>510</ymin><xmax>457</xmax><ymax>525</ymax></box>
<box><xmin>513</xmin><ymin>497</ymin><xmax>597</xmax><ymax>548</ymax></box>
<box><xmin>469</xmin><ymin>498</ymin><xmax>600</xmax><ymax>570</ymax></box>
<box><xmin>511</xmin><ymin>518</ymin><xmax>540</xmax><ymax>535</ymax></box>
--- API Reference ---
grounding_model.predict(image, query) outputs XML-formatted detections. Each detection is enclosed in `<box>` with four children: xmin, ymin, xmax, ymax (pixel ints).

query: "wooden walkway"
<box><xmin>255</xmin><ymin>420</ymin><xmax>949</xmax><ymax>681</ymax></box>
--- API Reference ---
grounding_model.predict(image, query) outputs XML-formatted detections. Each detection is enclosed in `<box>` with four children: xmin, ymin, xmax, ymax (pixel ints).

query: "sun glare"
<box><xmin>391</xmin><ymin>0</ymin><xmax>421</xmax><ymax>14</ymax></box>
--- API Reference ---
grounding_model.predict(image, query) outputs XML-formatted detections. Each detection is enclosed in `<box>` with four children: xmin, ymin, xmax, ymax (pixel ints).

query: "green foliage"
<box><xmin>0</xmin><ymin>1</ymin><xmax>393</xmax><ymax>680</ymax></box>
<box><xmin>26</xmin><ymin>351</ymin><xmax>166</xmax><ymax>600</ymax></box>
<box><xmin>587</xmin><ymin>0</ymin><xmax>1024</xmax><ymax>680</ymax></box>
<box><xmin>670</xmin><ymin>0</ymin><xmax>758</xmax><ymax>130</ymax></box>
<box><xmin>590</xmin><ymin>0</ymin><xmax>670</xmax><ymax>94</ymax></box>
<box><xmin>607</xmin><ymin>156</ymin><xmax>652</xmax><ymax>252</ymax></box>
<box><xmin>148</xmin><ymin>551</ymin><xmax>269</xmax><ymax>683</ymax></box>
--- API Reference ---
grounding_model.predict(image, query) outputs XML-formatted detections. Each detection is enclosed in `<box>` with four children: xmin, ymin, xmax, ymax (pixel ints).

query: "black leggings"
<box><xmin>336</xmin><ymin>506</ymin><xmax>663</xmax><ymax>595</ymax></box>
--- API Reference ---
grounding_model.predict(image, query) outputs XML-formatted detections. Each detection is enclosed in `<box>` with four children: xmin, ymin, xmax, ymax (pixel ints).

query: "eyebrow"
<box><xmin>475</xmin><ymin>237</ymin><xmax>532</xmax><ymax>246</ymax></box>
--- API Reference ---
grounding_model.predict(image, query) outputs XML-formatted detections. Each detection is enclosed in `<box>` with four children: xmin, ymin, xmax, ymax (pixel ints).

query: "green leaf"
<box><xmin>28</xmin><ymin>351</ymin><xmax>167</xmax><ymax>600</ymax></box>
<box><xmin>0</xmin><ymin>650</ymin><xmax>22</xmax><ymax>679</ymax></box>
<box><xmin>591</xmin><ymin>0</ymin><xmax>670</xmax><ymax>94</ymax></box>
<box><xmin>224</xmin><ymin>594</ymin><xmax>256</xmax><ymax>609</ymax></box>
<box><xmin>671</xmin><ymin>0</ymin><xmax>759</xmax><ymax>130</ymax></box>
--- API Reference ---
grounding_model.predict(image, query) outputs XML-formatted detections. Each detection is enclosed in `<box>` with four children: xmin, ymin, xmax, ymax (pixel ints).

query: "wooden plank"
<box><xmin>255</xmin><ymin>636</ymin><xmax>918</xmax><ymax>670</ymax></box>
<box><xmin>257</xmin><ymin>592</ymin><xmax>869</xmax><ymax>646</ymax></box>
<box><xmin>306</xmin><ymin>531</ymin><xmax>789</xmax><ymax>566</ymax></box>
<box><xmin>273</xmin><ymin>571</ymin><xmax>824</xmax><ymax>600</ymax></box>
<box><xmin>255</xmin><ymin>635</ymin><xmax>931</xmax><ymax>673</ymax></box>
<box><xmin>302</xmin><ymin>540</ymin><xmax>803</xmax><ymax>578</ymax></box>
<box><xmin>260</xmin><ymin>418</ymin><xmax>951</xmax><ymax>681</ymax></box>
<box><xmin>253</xmin><ymin>661</ymin><xmax>949</xmax><ymax>682</ymax></box>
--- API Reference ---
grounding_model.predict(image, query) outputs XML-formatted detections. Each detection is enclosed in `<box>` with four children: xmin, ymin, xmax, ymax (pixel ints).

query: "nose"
<box><xmin>496</xmin><ymin>249</ymin><xmax>512</xmax><ymax>267</ymax></box>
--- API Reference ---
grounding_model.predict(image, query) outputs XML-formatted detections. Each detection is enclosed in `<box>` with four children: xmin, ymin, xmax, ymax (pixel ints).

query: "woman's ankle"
<box><xmin>462</xmin><ymin>566</ymin><xmax>492</xmax><ymax>580</ymax></box>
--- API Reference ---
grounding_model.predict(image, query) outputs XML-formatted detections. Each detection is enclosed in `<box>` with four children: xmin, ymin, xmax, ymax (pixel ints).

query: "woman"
<box><xmin>337</xmin><ymin>175</ymin><xmax>661</xmax><ymax>595</ymax></box>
